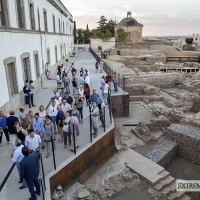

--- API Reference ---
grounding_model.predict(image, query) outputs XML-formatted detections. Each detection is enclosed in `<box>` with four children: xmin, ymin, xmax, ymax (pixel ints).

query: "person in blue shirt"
<box><xmin>90</xmin><ymin>89</ymin><xmax>100</xmax><ymax>105</ymax></box>
<box><xmin>0</xmin><ymin>111</ymin><xmax>10</xmax><ymax>145</ymax></box>
<box><xmin>32</xmin><ymin>113</ymin><xmax>44</xmax><ymax>149</ymax></box>
<box><xmin>62</xmin><ymin>92</ymin><xmax>74</xmax><ymax>106</ymax></box>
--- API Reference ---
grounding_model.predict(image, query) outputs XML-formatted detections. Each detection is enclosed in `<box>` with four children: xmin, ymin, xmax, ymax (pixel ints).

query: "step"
<box><xmin>158</xmin><ymin>170</ymin><xmax>170</xmax><ymax>179</ymax></box>
<box><xmin>168</xmin><ymin>192</ymin><xmax>177</xmax><ymax>200</ymax></box>
<box><xmin>158</xmin><ymin>179</ymin><xmax>167</xmax><ymax>187</ymax></box>
<box><xmin>174</xmin><ymin>191</ymin><xmax>185</xmax><ymax>199</ymax></box>
<box><xmin>163</xmin><ymin>175</ymin><xmax>175</xmax><ymax>186</ymax></box>
<box><xmin>153</xmin><ymin>183</ymin><xmax>164</xmax><ymax>191</ymax></box>
<box><xmin>179</xmin><ymin>194</ymin><xmax>191</xmax><ymax>200</ymax></box>
<box><xmin>161</xmin><ymin>186</ymin><xmax>171</xmax><ymax>196</ymax></box>
<box><xmin>168</xmin><ymin>180</ymin><xmax>176</xmax><ymax>192</ymax></box>
<box><xmin>122</xmin><ymin>149</ymin><xmax>164</xmax><ymax>185</ymax></box>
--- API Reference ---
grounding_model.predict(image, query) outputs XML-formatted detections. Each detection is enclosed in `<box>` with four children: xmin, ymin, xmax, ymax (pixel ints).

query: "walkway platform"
<box><xmin>0</xmin><ymin>51</ymin><xmax>114</xmax><ymax>200</ymax></box>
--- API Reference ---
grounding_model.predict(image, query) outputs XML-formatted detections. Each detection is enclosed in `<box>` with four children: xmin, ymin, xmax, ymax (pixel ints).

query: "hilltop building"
<box><xmin>0</xmin><ymin>0</ymin><xmax>74</xmax><ymax>113</ymax></box>
<box><xmin>115</xmin><ymin>11</ymin><xmax>143</xmax><ymax>42</ymax></box>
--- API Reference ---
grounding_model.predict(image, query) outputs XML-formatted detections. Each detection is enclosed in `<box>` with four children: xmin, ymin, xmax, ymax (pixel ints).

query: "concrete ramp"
<box><xmin>122</xmin><ymin>149</ymin><xmax>164</xmax><ymax>185</ymax></box>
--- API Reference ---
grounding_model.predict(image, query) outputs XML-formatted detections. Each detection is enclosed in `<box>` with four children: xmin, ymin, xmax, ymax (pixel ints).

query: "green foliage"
<box><xmin>126</xmin><ymin>18</ymin><xmax>135</xmax><ymax>25</ymax></box>
<box><xmin>116</xmin><ymin>27</ymin><xmax>128</xmax><ymax>42</ymax></box>
<box><xmin>104</xmin><ymin>30</ymin><xmax>112</xmax><ymax>37</ymax></box>
<box><xmin>83</xmin><ymin>29</ymin><xmax>91</xmax><ymax>44</ymax></box>
<box><xmin>91</xmin><ymin>30</ymin><xmax>105</xmax><ymax>39</ymax></box>
<box><xmin>97</xmin><ymin>15</ymin><xmax>108</xmax><ymax>33</ymax></box>
<box><xmin>77</xmin><ymin>28</ymin><xmax>84</xmax><ymax>43</ymax></box>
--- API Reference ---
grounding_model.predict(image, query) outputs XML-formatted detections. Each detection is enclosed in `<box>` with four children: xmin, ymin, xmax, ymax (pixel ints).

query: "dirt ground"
<box><xmin>166</xmin><ymin>158</ymin><xmax>200</xmax><ymax>200</ymax></box>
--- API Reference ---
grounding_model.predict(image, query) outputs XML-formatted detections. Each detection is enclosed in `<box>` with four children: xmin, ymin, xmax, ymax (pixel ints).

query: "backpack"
<box><xmin>23</xmin><ymin>85</ymin><xmax>30</xmax><ymax>94</ymax></box>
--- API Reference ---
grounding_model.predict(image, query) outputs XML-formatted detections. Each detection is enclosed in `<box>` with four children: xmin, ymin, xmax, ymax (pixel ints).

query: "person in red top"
<box><xmin>84</xmin><ymin>83</ymin><xmax>90</xmax><ymax>106</ymax></box>
<box><xmin>106</xmin><ymin>72</ymin><xmax>112</xmax><ymax>91</ymax></box>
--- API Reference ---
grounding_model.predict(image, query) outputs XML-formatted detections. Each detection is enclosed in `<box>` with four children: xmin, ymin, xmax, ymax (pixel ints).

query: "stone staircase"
<box><xmin>122</xmin><ymin>149</ymin><xmax>191</xmax><ymax>200</ymax></box>
<box><xmin>153</xmin><ymin>170</ymin><xmax>191</xmax><ymax>200</ymax></box>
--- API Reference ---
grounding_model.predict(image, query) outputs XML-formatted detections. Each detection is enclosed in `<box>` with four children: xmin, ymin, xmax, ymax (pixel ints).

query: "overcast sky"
<box><xmin>62</xmin><ymin>0</ymin><xmax>200</xmax><ymax>36</ymax></box>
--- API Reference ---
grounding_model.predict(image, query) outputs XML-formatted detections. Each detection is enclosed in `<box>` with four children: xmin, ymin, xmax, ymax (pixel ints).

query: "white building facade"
<box><xmin>0</xmin><ymin>0</ymin><xmax>74</xmax><ymax>113</ymax></box>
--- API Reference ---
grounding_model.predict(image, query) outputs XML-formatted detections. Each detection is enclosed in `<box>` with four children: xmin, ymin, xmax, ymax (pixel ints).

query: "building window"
<box><xmin>16</xmin><ymin>0</ymin><xmax>26</xmax><ymax>29</ymax></box>
<box><xmin>55</xmin><ymin>46</ymin><xmax>58</xmax><ymax>62</ymax></box>
<box><xmin>29</xmin><ymin>2</ymin><xmax>35</xmax><ymax>30</ymax></box>
<box><xmin>52</xmin><ymin>15</ymin><xmax>55</xmax><ymax>33</ymax></box>
<box><xmin>0</xmin><ymin>0</ymin><xmax>9</xmax><ymax>27</ymax></box>
<box><xmin>58</xmin><ymin>19</ymin><xmax>60</xmax><ymax>33</ymax></box>
<box><xmin>33</xmin><ymin>51</ymin><xmax>40</xmax><ymax>77</ymax></box>
<box><xmin>43</xmin><ymin>9</ymin><xmax>48</xmax><ymax>32</ymax></box>
<box><xmin>64</xmin><ymin>44</ymin><xmax>66</xmax><ymax>56</ymax></box>
<box><xmin>4</xmin><ymin>57</ymin><xmax>18</xmax><ymax>97</ymax></box>
<box><xmin>46</xmin><ymin>48</ymin><xmax>51</xmax><ymax>68</ymax></box>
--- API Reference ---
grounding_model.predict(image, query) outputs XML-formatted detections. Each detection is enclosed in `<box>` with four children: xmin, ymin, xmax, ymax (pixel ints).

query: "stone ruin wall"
<box><xmin>166</xmin><ymin>124</ymin><xmax>200</xmax><ymax>166</ymax></box>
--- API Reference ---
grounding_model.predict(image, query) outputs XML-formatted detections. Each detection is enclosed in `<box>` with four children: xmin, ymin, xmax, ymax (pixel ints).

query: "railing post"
<box><xmin>89</xmin><ymin>105</ymin><xmax>92</xmax><ymax>142</ymax></box>
<box><xmin>73</xmin><ymin>124</ymin><xmax>76</xmax><ymax>155</ymax></box>
<box><xmin>51</xmin><ymin>136</ymin><xmax>56</xmax><ymax>170</ymax></box>
<box><xmin>39</xmin><ymin>178</ymin><xmax>45</xmax><ymax>200</ymax></box>
<box><xmin>40</xmin><ymin>153</ymin><xmax>46</xmax><ymax>190</ymax></box>
<box><xmin>103</xmin><ymin>105</ymin><xmax>106</xmax><ymax>132</ymax></box>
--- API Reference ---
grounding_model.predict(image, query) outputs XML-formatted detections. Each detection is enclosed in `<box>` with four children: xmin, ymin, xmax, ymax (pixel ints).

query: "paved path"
<box><xmin>0</xmin><ymin>51</ymin><xmax>113</xmax><ymax>200</ymax></box>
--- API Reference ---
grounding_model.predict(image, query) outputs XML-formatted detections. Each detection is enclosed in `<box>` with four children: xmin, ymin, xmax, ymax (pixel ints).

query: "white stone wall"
<box><xmin>0</xmin><ymin>0</ymin><xmax>74</xmax><ymax>111</ymax></box>
<box><xmin>90</xmin><ymin>38</ymin><xmax>115</xmax><ymax>51</ymax></box>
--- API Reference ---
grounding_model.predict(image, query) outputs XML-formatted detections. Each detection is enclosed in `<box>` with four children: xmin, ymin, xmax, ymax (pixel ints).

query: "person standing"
<box><xmin>71</xmin><ymin>73</ymin><xmax>77</xmax><ymax>98</ymax></box>
<box><xmin>10</xmin><ymin>139</ymin><xmax>27</xmax><ymax>189</ymax></box>
<box><xmin>63</xmin><ymin>111</ymin><xmax>71</xmax><ymax>148</ymax></box>
<box><xmin>59</xmin><ymin>87</ymin><xmax>65</xmax><ymax>101</ymax></box>
<box><xmin>62</xmin><ymin>92</ymin><xmax>74</xmax><ymax>106</ymax></box>
<box><xmin>84</xmin><ymin>73</ymin><xmax>90</xmax><ymax>86</ymax></box>
<box><xmin>48</xmin><ymin>101</ymin><xmax>58</xmax><ymax>135</ymax></box>
<box><xmin>51</xmin><ymin>89</ymin><xmax>59</xmax><ymax>100</ymax></box>
<box><xmin>90</xmin><ymin>102</ymin><xmax>99</xmax><ymax>138</ymax></box>
<box><xmin>98</xmin><ymin>97</ymin><xmax>106</xmax><ymax>127</ymax></box>
<box><xmin>70</xmin><ymin>111</ymin><xmax>80</xmax><ymax>152</ymax></box>
<box><xmin>112</xmin><ymin>72</ymin><xmax>118</xmax><ymax>92</ymax></box>
<box><xmin>27</xmin><ymin>110</ymin><xmax>34</xmax><ymax>130</ymax></box>
<box><xmin>38</xmin><ymin>105</ymin><xmax>48</xmax><ymax>120</ymax></box>
<box><xmin>75</xmin><ymin>94</ymin><xmax>84</xmax><ymax>120</ymax></box>
<box><xmin>90</xmin><ymin>89</ymin><xmax>100</xmax><ymax>106</ymax></box>
<box><xmin>14</xmin><ymin>121</ymin><xmax>27</xmax><ymax>146</ymax></box>
<box><xmin>0</xmin><ymin>111</ymin><xmax>10</xmax><ymax>145</ymax></box>
<box><xmin>32</xmin><ymin>113</ymin><xmax>45</xmax><ymax>149</ymax></box>
<box><xmin>56</xmin><ymin>73</ymin><xmax>62</xmax><ymax>89</ymax></box>
<box><xmin>6</xmin><ymin>110</ymin><xmax>19</xmax><ymax>148</ymax></box>
<box><xmin>103</xmin><ymin>80</ymin><xmax>109</xmax><ymax>104</ymax></box>
<box><xmin>56</xmin><ymin>105</ymin><xmax>65</xmax><ymax>143</ymax></box>
<box><xmin>26</xmin><ymin>80</ymin><xmax>36</xmax><ymax>108</ymax></box>
<box><xmin>84</xmin><ymin>83</ymin><xmax>90</xmax><ymax>106</ymax></box>
<box><xmin>20</xmin><ymin>146</ymin><xmax>40</xmax><ymax>200</ymax></box>
<box><xmin>61</xmin><ymin>99</ymin><xmax>72</xmax><ymax>114</ymax></box>
<box><xmin>99</xmin><ymin>60</ymin><xmax>104</xmax><ymax>73</ymax></box>
<box><xmin>44</xmin><ymin>115</ymin><xmax>55</xmax><ymax>158</ymax></box>
<box><xmin>19</xmin><ymin>107</ymin><xmax>29</xmax><ymax>131</ymax></box>
<box><xmin>79</xmin><ymin>74</ymin><xmax>85</xmax><ymax>86</ymax></box>
<box><xmin>63</xmin><ymin>73</ymin><xmax>70</xmax><ymax>93</ymax></box>
<box><xmin>95</xmin><ymin>61</ymin><xmax>99</xmax><ymax>73</ymax></box>
<box><xmin>100</xmin><ymin>76</ymin><xmax>105</xmax><ymax>97</ymax></box>
<box><xmin>106</xmin><ymin>72</ymin><xmax>112</xmax><ymax>90</ymax></box>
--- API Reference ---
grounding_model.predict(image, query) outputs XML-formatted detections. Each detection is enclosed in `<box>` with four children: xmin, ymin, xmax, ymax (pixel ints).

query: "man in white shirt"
<box><xmin>56</xmin><ymin>73</ymin><xmax>62</xmax><ymax>89</ymax></box>
<box><xmin>84</xmin><ymin>73</ymin><xmax>90</xmax><ymax>86</ymax></box>
<box><xmin>25</xmin><ymin>129</ymin><xmax>41</xmax><ymax>153</ymax></box>
<box><xmin>55</xmin><ymin>95</ymin><xmax>61</xmax><ymax>105</ymax></box>
<box><xmin>10</xmin><ymin>139</ymin><xmax>27</xmax><ymax>189</ymax></box>
<box><xmin>49</xmin><ymin>100</ymin><xmax>58</xmax><ymax>135</ymax></box>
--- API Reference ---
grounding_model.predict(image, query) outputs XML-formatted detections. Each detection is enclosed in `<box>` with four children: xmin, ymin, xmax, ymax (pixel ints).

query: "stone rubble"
<box><xmin>52</xmin><ymin>185</ymin><xmax>65</xmax><ymax>200</ymax></box>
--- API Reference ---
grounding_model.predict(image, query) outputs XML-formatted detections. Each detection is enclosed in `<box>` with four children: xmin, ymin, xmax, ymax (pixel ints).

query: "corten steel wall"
<box><xmin>49</xmin><ymin>128</ymin><xmax>115</xmax><ymax>193</ymax></box>
<box><xmin>111</xmin><ymin>94</ymin><xmax>129</xmax><ymax>118</ymax></box>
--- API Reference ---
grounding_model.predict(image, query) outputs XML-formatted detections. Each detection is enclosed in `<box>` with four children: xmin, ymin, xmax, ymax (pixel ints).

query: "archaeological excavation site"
<box><xmin>63</xmin><ymin>39</ymin><xmax>200</xmax><ymax>200</ymax></box>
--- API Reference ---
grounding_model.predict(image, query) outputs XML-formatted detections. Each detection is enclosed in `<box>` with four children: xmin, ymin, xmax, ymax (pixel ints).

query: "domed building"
<box><xmin>115</xmin><ymin>11</ymin><xmax>143</xmax><ymax>42</ymax></box>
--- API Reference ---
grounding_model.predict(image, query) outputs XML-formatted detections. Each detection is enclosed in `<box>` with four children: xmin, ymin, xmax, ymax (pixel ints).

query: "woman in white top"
<box><xmin>62</xmin><ymin>111</ymin><xmax>71</xmax><ymax>148</ymax></box>
<box><xmin>39</xmin><ymin>105</ymin><xmax>48</xmax><ymax>120</ymax></box>
<box><xmin>103</xmin><ymin>80</ymin><xmax>109</xmax><ymax>104</ymax></box>
<box><xmin>78</xmin><ymin>85</ymin><xmax>84</xmax><ymax>101</ymax></box>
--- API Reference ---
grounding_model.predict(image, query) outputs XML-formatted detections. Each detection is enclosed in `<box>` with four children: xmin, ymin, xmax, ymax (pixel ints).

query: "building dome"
<box><xmin>116</xmin><ymin>17</ymin><xmax>143</xmax><ymax>27</ymax></box>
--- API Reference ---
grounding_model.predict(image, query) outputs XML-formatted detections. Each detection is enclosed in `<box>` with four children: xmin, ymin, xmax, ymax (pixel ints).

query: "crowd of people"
<box><xmin>0</xmin><ymin>58</ymin><xmax>119</xmax><ymax>200</ymax></box>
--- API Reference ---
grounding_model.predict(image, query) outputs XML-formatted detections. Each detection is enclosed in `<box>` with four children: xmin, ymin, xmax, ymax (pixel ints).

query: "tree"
<box><xmin>83</xmin><ymin>29</ymin><xmax>91</xmax><ymax>44</ymax></box>
<box><xmin>73</xmin><ymin>21</ymin><xmax>77</xmax><ymax>44</ymax></box>
<box><xmin>105</xmin><ymin>19</ymin><xmax>116</xmax><ymax>36</ymax></box>
<box><xmin>104</xmin><ymin>30</ymin><xmax>112</xmax><ymax>38</ymax></box>
<box><xmin>97</xmin><ymin>15</ymin><xmax>108</xmax><ymax>33</ymax></box>
<box><xmin>91</xmin><ymin>29</ymin><xmax>105</xmax><ymax>39</ymax></box>
<box><xmin>77</xmin><ymin>29</ymin><xmax>84</xmax><ymax>44</ymax></box>
<box><xmin>86</xmin><ymin>24</ymin><xmax>89</xmax><ymax>30</ymax></box>
<box><xmin>116</xmin><ymin>27</ymin><xmax>128</xmax><ymax>42</ymax></box>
